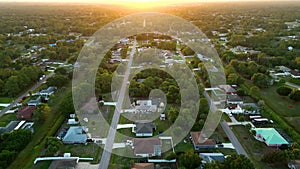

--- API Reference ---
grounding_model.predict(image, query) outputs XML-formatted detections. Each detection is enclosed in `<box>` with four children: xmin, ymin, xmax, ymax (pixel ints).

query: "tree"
<box><xmin>167</xmin><ymin>107</ymin><xmax>179</xmax><ymax>123</ymax></box>
<box><xmin>251</xmin><ymin>73</ymin><xmax>269</xmax><ymax>88</ymax></box>
<box><xmin>262</xmin><ymin>150</ymin><xmax>287</xmax><ymax>165</ymax></box>
<box><xmin>237</xmin><ymin>89</ymin><xmax>246</xmax><ymax>96</ymax></box>
<box><xmin>57</xmin><ymin>46</ymin><xmax>70</xmax><ymax>60</ymax></box>
<box><xmin>276</xmin><ymin>86</ymin><xmax>292</xmax><ymax>96</ymax></box>
<box><xmin>33</xmin><ymin>104</ymin><xmax>51</xmax><ymax>124</ymax></box>
<box><xmin>249</xmin><ymin>86</ymin><xmax>260</xmax><ymax>97</ymax></box>
<box><xmin>4</xmin><ymin>76</ymin><xmax>20</xmax><ymax>97</ymax></box>
<box><xmin>223</xmin><ymin>154</ymin><xmax>255</xmax><ymax>169</ymax></box>
<box><xmin>46</xmin><ymin>74</ymin><xmax>69</xmax><ymax>88</ymax></box>
<box><xmin>199</xmin><ymin>98</ymin><xmax>209</xmax><ymax>114</ymax></box>
<box><xmin>166</xmin><ymin>85</ymin><xmax>180</xmax><ymax>104</ymax></box>
<box><xmin>59</xmin><ymin>91</ymin><xmax>74</xmax><ymax>117</ymax></box>
<box><xmin>95</xmin><ymin>72</ymin><xmax>113</xmax><ymax>94</ymax></box>
<box><xmin>54</xmin><ymin>67</ymin><xmax>67</xmax><ymax>75</ymax></box>
<box><xmin>45</xmin><ymin>137</ymin><xmax>62</xmax><ymax>156</ymax></box>
<box><xmin>165</xmin><ymin>152</ymin><xmax>177</xmax><ymax>160</ymax></box>
<box><xmin>179</xmin><ymin>150</ymin><xmax>201</xmax><ymax>169</ymax></box>
<box><xmin>289</xmin><ymin>90</ymin><xmax>300</xmax><ymax>101</ymax></box>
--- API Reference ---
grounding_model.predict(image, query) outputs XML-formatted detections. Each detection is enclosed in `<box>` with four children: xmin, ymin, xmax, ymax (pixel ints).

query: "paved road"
<box><xmin>220</xmin><ymin>121</ymin><xmax>248</xmax><ymax>157</ymax></box>
<box><xmin>98</xmin><ymin>39</ymin><xmax>137</xmax><ymax>169</ymax></box>
<box><xmin>0</xmin><ymin>72</ymin><xmax>54</xmax><ymax>117</ymax></box>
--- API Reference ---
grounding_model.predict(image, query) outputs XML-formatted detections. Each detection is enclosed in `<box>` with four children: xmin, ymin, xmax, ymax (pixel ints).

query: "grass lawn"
<box><xmin>153</xmin><ymin>119</ymin><xmax>173</xmax><ymax>136</ymax></box>
<box><xmin>175</xmin><ymin>140</ymin><xmax>193</xmax><ymax>153</ymax></box>
<box><xmin>260</xmin><ymin>86</ymin><xmax>300</xmax><ymax>117</ymax></box>
<box><xmin>32</xmin><ymin>161</ymin><xmax>52</xmax><ymax>169</ymax></box>
<box><xmin>109</xmin><ymin>148</ymin><xmax>136</xmax><ymax>169</ymax></box>
<box><xmin>0</xmin><ymin>97</ymin><xmax>14</xmax><ymax>103</ymax></box>
<box><xmin>232</xmin><ymin>126</ymin><xmax>288</xmax><ymax>169</ymax></box>
<box><xmin>211</xmin><ymin>124</ymin><xmax>231</xmax><ymax>143</ymax></box>
<box><xmin>61</xmin><ymin>143</ymin><xmax>102</xmax><ymax>160</ymax></box>
<box><xmin>0</xmin><ymin>113</ymin><xmax>17</xmax><ymax>127</ymax></box>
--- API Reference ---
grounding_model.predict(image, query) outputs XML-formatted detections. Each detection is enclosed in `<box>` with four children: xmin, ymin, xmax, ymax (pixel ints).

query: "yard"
<box><xmin>232</xmin><ymin>126</ymin><xmax>288</xmax><ymax>169</ymax></box>
<box><xmin>0</xmin><ymin>113</ymin><xmax>17</xmax><ymax>127</ymax></box>
<box><xmin>259</xmin><ymin>85</ymin><xmax>300</xmax><ymax>134</ymax></box>
<box><xmin>259</xmin><ymin>86</ymin><xmax>300</xmax><ymax>117</ymax></box>
<box><xmin>0</xmin><ymin>97</ymin><xmax>14</xmax><ymax>103</ymax></box>
<box><xmin>61</xmin><ymin>143</ymin><xmax>102</xmax><ymax>162</ymax></box>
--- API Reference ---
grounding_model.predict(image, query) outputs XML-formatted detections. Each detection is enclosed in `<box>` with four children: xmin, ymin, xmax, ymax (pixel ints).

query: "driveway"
<box><xmin>222</xmin><ymin>143</ymin><xmax>235</xmax><ymax>149</ymax></box>
<box><xmin>220</xmin><ymin>109</ymin><xmax>238</xmax><ymax>123</ymax></box>
<box><xmin>285</xmin><ymin>82</ymin><xmax>300</xmax><ymax>90</ymax></box>
<box><xmin>117</xmin><ymin>124</ymin><xmax>135</xmax><ymax>129</ymax></box>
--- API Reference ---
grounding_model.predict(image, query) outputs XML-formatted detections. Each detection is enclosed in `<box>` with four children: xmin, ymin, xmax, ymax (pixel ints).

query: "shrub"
<box><xmin>290</xmin><ymin>90</ymin><xmax>300</xmax><ymax>101</ymax></box>
<box><xmin>276</xmin><ymin>86</ymin><xmax>292</xmax><ymax>96</ymax></box>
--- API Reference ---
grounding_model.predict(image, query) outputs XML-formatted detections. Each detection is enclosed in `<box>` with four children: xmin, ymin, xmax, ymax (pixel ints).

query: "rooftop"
<box><xmin>190</xmin><ymin>132</ymin><xmax>216</xmax><ymax>146</ymax></box>
<box><xmin>17</xmin><ymin>106</ymin><xmax>35</xmax><ymax>119</ymax></box>
<box><xmin>62</xmin><ymin>126</ymin><xmax>87</xmax><ymax>144</ymax></box>
<box><xmin>132</xmin><ymin>163</ymin><xmax>155</xmax><ymax>169</ymax></box>
<box><xmin>133</xmin><ymin>138</ymin><xmax>162</xmax><ymax>155</ymax></box>
<box><xmin>254</xmin><ymin>128</ymin><xmax>289</xmax><ymax>145</ymax></box>
<box><xmin>135</xmin><ymin>122</ymin><xmax>156</xmax><ymax>134</ymax></box>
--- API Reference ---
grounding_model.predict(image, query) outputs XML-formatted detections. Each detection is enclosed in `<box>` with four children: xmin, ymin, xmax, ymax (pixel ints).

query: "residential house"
<box><xmin>133</xmin><ymin>138</ymin><xmax>162</xmax><ymax>157</ymax></box>
<box><xmin>278</xmin><ymin>66</ymin><xmax>291</xmax><ymax>73</ymax></box>
<box><xmin>218</xmin><ymin>85</ymin><xmax>237</xmax><ymax>94</ymax></box>
<box><xmin>253</xmin><ymin>128</ymin><xmax>289</xmax><ymax>147</ymax></box>
<box><xmin>0</xmin><ymin>121</ymin><xmax>20</xmax><ymax>135</ymax></box>
<box><xmin>291</xmin><ymin>70</ymin><xmax>300</xmax><ymax>79</ymax></box>
<box><xmin>40</xmin><ymin>86</ymin><xmax>56</xmax><ymax>96</ymax></box>
<box><xmin>27</xmin><ymin>97</ymin><xmax>41</xmax><ymax>106</ymax></box>
<box><xmin>67</xmin><ymin>119</ymin><xmax>79</xmax><ymax>125</ymax></box>
<box><xmin>227</xmin><ymin>94</ymin><xmax>243</xmax><ymax>105</ymax></box>
<box><xmin>242</xmin><ymin>103</ymin><xmax>260</xmax><ymax>114</ymax></box>
<box><xmin>135</xmin><ymin>100</ymin><xmax>157</xmax><ymax>113</ymax></box>
<box><xmin>62</xmin><ymin>126</ymin><xmax>87</xmax><ymax>144</ymax></box>
<box><xmin>134</xmin><ymin>122</ymin><xmax>156</xmax><ymax>137</ymax></box>
<box><xmin>132</xmin><ymin>163</ymin><xmax>155</xmax><ymax>169</ymax></box>
<box><xmin>200</xmin><ymin>153</ymin><xmax>225</xmax><ymax>163</ymax></box>
<box><xmin>17</xmin><ymin>106</ymin><xmax>36</xmax><ymax>119</ymax></box>
<box><xmin>190</xmin><ymin>132</ymin><xmax>216</xmax><ymax>150</ymax></box>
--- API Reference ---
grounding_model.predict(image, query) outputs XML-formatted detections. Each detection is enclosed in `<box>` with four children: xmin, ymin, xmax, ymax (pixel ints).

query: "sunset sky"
<box><xmin>0</xmin><ymin>0</ymin><xmax>297</xmax><ymax>9</ymax></box>
<box><xmin>0</xmin><ymin>0</ymin><xmax>294</xmax><ymax>3</ymax></box>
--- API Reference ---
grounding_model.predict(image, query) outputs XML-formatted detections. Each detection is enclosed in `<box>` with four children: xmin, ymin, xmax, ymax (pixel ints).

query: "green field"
<box><xmin>260</xmin><ymin>86</ymin><xmax>300</xmax><ymax>117</ymax></box>
<box><xmin>259</xmin><ymin>86</ymin><xmax>300</xmax><ymax>134</ymax></box>
<box><xmin>0</xmin><ymin>97</ymin><xmax>13</xmax><ymax>103</ymax></box>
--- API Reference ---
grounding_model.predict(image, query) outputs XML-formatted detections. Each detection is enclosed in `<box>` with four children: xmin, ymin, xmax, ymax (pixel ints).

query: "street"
<box><xmin>98</xmin><ymin>39</ymin><xmax>137</xmax><ymax>169</ymax></box>
<box><xmin>220</xmin><ymin>121</ymin><xmax>248</xmax><ymax>157</ymax></box>
<box><xmin>0</xmin><ymin>72</ymin><xmax>54</xmax><ymax>117</ymax></box>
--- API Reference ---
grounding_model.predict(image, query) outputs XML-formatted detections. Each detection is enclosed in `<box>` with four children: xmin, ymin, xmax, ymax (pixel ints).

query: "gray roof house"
<box><xmin>134</xmin><ymin>122</ymin><xmax>156</xmax><ymax>137</ymax></box>
<box><xmin>27</xmin><ymin>96</ymin><xmax>41</xmax><ymax>106</ymax></box>
<box><xmin>62</xmin><ymin>126</ymin><xmax>87</xmax><ymax>144</ymax></box>
<box><xmin>40</xmin><ymin>86</ymin><xmax>56</xmax><ymax>96</ymax></box>
<box><xmin>0</xmin><ymin>121</ymin><xmax>20</xmax><ymax>135</ymax></box>
<box><xmin>200</xmin><ymin>153</ymin><xmax>225</xmax><ymax>163</ymax></box>
<box><xmin>227</xmin><ymin>94</ymin><xmax>243</xmax><ymax>105</ymax></box>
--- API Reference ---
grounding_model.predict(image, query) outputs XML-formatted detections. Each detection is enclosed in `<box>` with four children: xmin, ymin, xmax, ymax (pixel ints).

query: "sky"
<box><xmin>0</xmin><ymin>0</ymin><xmax>298</xmax><ymax>8</ymax></box>
<box><xmin>0</xmin><ymin>0</ymin><xmax>296</xmax><ymax>3</ymax></box>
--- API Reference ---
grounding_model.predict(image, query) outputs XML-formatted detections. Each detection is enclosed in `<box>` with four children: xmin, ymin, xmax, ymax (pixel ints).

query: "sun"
<box><xmin>116</xmin><ymin>0</ymin><xmax>167</xmax><ymax>9</ymax></box>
